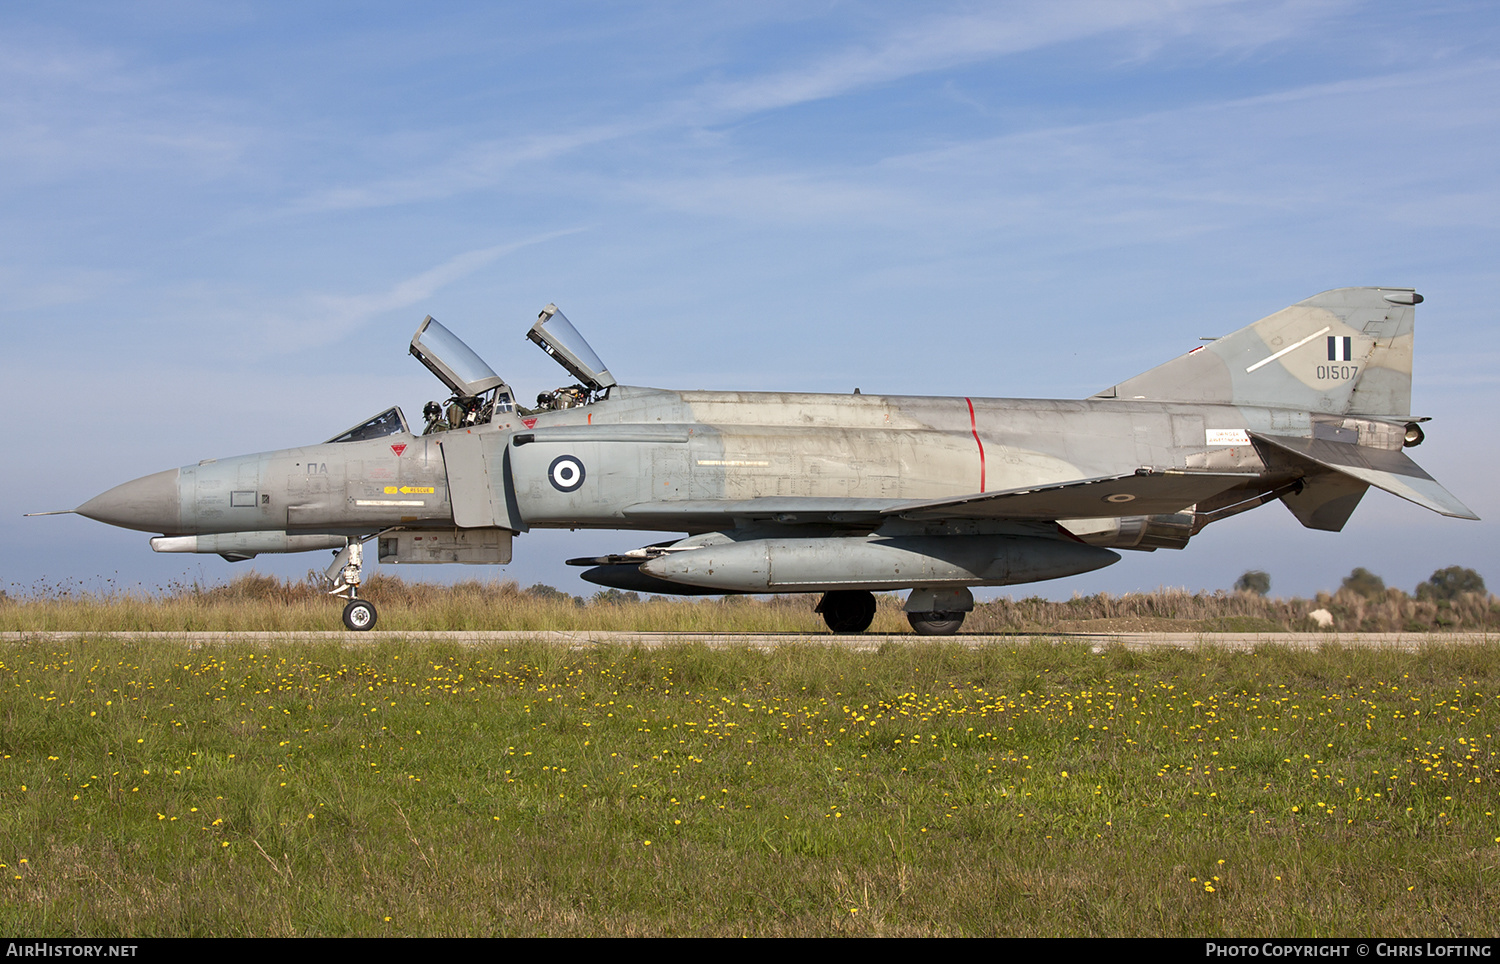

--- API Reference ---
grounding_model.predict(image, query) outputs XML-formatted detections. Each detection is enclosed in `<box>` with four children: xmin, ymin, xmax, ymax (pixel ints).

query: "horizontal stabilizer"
<box><xmin>883</xmin><ymin>471</ymin><xmax>1256</xmax><ymax>521</ymax></box>
<box><xmin>1252</xmin><ymin>433</ymin><xmax>1478</xmax><ymax>520</ymax></box>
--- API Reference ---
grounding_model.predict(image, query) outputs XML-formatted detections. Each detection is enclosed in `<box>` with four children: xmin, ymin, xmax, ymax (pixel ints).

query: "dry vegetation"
<box><xmin>967</xmin><ymin>586</ymin><xmax>1500</xmax><ymax>634</ymax></box>
<box><xmin>2</xmin><ymin>572</ymin><xmax>1496</xmax><ymax>634</ymax></box>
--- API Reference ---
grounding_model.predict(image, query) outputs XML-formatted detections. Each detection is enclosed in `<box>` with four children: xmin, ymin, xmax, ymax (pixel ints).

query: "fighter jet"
<box><xmin>40</xmin><ymin>287</ymin><xmax>1476</xmax><ymax>633</ymax></box>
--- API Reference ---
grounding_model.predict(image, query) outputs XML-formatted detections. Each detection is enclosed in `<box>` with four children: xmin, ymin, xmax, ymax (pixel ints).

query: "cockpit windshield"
<box><xmin>527</xmin><ymin>304</ymin><xmax>617</xmax><ymax>392</ymax></box>
<box><xmin>326</xmin><ymin>407</ymin><xmax>409</xmax><ymax>444</ymax></box>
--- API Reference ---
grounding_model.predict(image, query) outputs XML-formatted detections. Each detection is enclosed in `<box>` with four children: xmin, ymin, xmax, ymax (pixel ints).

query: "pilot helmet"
<box><xmin>423</xmin><ymin>401</ymin><xmax>441</xmax><ymax>420</ymax></box>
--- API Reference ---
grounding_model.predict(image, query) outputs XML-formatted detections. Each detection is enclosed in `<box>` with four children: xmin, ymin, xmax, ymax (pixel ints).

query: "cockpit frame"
<box><xmin>325</xmin><ymin>406</ymin><xmax>410</xmax><ymax>444</ymax></box>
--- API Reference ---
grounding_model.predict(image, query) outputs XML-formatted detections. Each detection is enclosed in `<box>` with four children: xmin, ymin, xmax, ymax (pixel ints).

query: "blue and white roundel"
<box><xmin>548</xmin><ymin>455</ymin><xmax>586</xmax><ymax>492</ymax></box>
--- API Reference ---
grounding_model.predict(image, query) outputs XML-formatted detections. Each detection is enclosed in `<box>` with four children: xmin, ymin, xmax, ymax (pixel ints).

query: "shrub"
<box><xmin>1233</xmin><ymin>570</ymin><xmax>1270</xmax><ymax>596</ymax></box>
<box><xmin>1341</xmin><ymin>567</ymin><xmax>1386</xmax><ymax>600</ymax></box>
<box><xmin>1416</xmin><ymin>566</ymin><xmax>1486</xmax><ymax>602</ymax></box>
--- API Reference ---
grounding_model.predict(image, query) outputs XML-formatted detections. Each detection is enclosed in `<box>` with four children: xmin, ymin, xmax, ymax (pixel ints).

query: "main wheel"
<box><xmin>342</xmin><ymin>598</ymin><xmax>378</xmax><ymax>632</ymax></box>
<box><xmin>907</xmin><ymin>610</ymin><xmax>965</xmax><ymax>636</ymax></box>
<box><xmin>817</xmin><ymin>590</ymin><xmax>877</xmax><ymax>634</ymax></box>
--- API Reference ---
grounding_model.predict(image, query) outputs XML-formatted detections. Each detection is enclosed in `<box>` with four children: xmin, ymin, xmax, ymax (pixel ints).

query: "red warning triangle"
<box><xmin>391</xmin><ymin>444</ymin><xmax>407</xmax><ymax>456</ymax></box>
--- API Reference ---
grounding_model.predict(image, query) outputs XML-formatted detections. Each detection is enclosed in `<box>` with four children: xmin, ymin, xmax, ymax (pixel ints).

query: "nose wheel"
<box><xmin>342</xmin><ymin>598</ymin><xmax>378</xmax><ymax>631</ymax></box>
<box><xmin>328</xmin><ymin>539</ymin><xmax>378</xmax><ymax>631</ymax></box>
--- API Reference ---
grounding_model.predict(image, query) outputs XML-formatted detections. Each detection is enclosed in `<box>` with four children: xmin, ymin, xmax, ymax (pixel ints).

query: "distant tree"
<box><xmin>1340</xmin><ymin>567</ymin><xmax>1386</xmax><ymax>600</ymax></box>
<box><xmin>1416</xmin><ymin>566</ymin><xmax>1486</xmax><ymax>602</ymax></box>
<box><xmin>590</xmin><ymin>588</ymin><xmax>641</xmax><ymax>605</ymax></box>
<box><xmin>525</xmin><ymin>584</ymin><xmax>583</xmax><ymax>606</ymax></box>
<box><xmin>1234</xmin><ymin>570</ymin><xmax>1271</xmax><ymax>596</ymax></box>
<box><xmin>525</xmin><ymin>583</ymin><xmax>566</xmax><ymax>598</ymax></box>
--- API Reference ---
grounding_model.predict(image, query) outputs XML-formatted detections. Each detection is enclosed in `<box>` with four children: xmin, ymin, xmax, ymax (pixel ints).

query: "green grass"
<box><xmin>1</xmin><ymin>637</ymin><xmax>1497</xmax><ymax>935</ymax></box>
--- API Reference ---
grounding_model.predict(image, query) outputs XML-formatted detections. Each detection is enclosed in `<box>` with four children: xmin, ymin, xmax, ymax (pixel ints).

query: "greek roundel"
<box><xmin>548</xmin><ymin>455</ymin><xmax>586</xmax><ymax>492</ymax></box>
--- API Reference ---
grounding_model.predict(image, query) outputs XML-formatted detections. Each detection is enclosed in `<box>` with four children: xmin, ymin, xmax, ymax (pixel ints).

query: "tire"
<box><xmin>817</xmin><ymin>590</ymin><xmax>877</xmax><ymax>634</ymax></box>
<box><xmin>907</xmin><ymin>610</ymin><xmax>965</xmax><ymax>636</ymax></box>
<box><xmin>342</xmin><ymin>599</ymin><xmax>378</xmax><ymax>632</ymax></box>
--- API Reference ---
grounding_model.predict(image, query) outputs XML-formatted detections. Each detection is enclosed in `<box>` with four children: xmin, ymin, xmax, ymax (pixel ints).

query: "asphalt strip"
<box><xmin>1</xmin><ymin>631</ymin><xmax>1493</xmax><ymax>651</ymax></box>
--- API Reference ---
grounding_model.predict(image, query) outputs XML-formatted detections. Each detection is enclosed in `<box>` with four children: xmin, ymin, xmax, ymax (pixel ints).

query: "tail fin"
<box><xmin>1093</xmin><ymin>287</ymin><xmax>1418</xmax><ymax>416</ymax></box>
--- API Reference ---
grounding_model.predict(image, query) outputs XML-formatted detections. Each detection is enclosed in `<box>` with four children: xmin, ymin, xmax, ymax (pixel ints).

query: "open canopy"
<box><xmin>409</xmin><ymin>316</ymin><xmax>511</xmax><ymax>397</ymax></box>
<box><xmin>527</xmin><ymin>304</ymin><xmax>617</xmax><ymax>392</ymax></box>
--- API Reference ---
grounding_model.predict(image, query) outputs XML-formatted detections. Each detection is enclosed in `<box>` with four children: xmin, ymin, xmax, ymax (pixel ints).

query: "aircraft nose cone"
<box><xmin>76</xmin><ymin>468</ymin><xmax>182</xmax><ymax>533</ymax></box>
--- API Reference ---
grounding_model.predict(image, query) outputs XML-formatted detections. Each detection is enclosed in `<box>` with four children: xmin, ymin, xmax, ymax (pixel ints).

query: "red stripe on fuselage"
<box><xmin>965</xmin><ymin>397</ymin><xmax>986</xmax><ymax>493</ymax></box>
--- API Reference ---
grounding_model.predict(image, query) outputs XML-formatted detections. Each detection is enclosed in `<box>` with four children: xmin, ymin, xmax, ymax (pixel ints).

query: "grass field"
<box><xmin>1</xmin><ymin>635</ymin><xmax>1496</xmax><ymax>936</ymax></box>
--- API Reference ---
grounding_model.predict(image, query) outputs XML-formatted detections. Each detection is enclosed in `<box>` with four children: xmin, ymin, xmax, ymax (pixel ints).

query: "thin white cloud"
<box><xmin>846</xmin><ymin>60</ymin><xmax>1500</xmax><ymax>228</ymax></box>
<box><xmin>0</xmin><ymin>264</ymin><xmax>134</xmax><ymax>313</ymax></box>
<box><xmin>113</xmin><ymin>230</ymin><xmax>587</xmax><ymax>361</ymax></box>
<box><xmin>261</xmin><ymin>229</ymin><xmax>586</xmax><ymax>349</ymax></box>
<box><xmin>0</xmin><ymin>36</ymin><xmax>258</xmax><ymax>182</ymax></box>
<box><xmin>276</xmin><ymin>126</ymin><xmax>635</xmax><ymax>218</ymax></box>
<box><xmin>694</xmin><ymin>1</ymin><xmax>1255</xmax><ymax>116</ymax></box>
<box><xmin>274</xmin><ymin>0</ymin><xmax>1351</xmax><ymax>217</ymax></box>
<box><xmin>313</xmin><ymin>237</ymin><xmax>559</xmax><ymax>323</ymax></box>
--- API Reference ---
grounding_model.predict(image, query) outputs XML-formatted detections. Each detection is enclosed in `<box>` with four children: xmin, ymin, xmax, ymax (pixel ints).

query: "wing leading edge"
<box><xmin>881</xmin><ymin>471</ymin><xmax>1256</xmax><ymax>521</ymax></box>
<box><xmin>622</xmin><ymin>471</ymin><xmax>1257</xmax><ymax>526</ymax></box>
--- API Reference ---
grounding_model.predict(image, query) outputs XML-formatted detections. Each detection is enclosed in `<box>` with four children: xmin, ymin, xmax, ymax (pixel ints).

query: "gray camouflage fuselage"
<box><xmin>64</xmin><ymin>287</ymin><xmax>1475</xmax><ymax>612</ymax></box>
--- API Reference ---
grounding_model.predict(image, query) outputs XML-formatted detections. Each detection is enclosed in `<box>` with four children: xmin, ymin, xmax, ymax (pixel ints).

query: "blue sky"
<box><xmin>5</xmin><ymin>1</ymin><xmax>1497</xmax><ymax>600</ymax></box>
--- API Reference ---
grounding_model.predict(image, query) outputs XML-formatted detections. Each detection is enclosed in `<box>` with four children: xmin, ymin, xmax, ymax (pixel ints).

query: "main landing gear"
<box><xmin>903</xmin><ymin>586</ymin><xmax>972</xmax><ymax>636</ymax></box>
<box><xmin>815</xmin><ymin>588</ymin><xmax>973</xmax><ymax>635</ymax></box>
<box><xmin>816</xmin><ymin>590</ymin><xmax>877</xmax><ymax>634</ymax></box>
<box><xmin>328</xmin><ymin>540</ymin><xmax>378</xmax><ymax>631</ymax></box>
<box><xmin>906</xmin><ymin>611</ymin><xmax>966</xmax><ymax>635</ymax></box>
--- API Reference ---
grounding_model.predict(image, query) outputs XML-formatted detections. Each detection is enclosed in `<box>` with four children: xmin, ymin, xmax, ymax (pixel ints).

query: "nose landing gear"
<box><xmin>341</xmin><ymin>598</ymin><xmax>378</xmax><ymax>631</ymax></box>
<box><xmin>328</xmin><ymin>540</ymin><xmax>378</xmax><ymax>631</ymax></box>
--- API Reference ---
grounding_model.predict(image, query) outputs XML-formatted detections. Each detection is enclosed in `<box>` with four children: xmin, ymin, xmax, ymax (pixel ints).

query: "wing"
<box><xmin>621</xmin><ymin>470</ymin><xmax>1256</xmax><ymax>528</ymax></box>
<box><xmin>621</xmin><ymin>497</ymin><xmax>906</xmax><ymax>528</ymax></box>
<box><xmin>880</xmin><ymin>471</ymin><xmax>1257</xmax><ymax>521</ymax></box>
